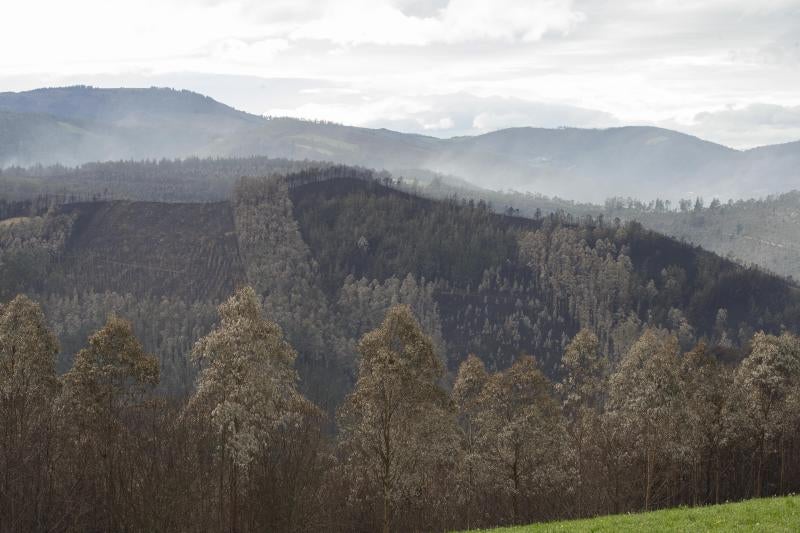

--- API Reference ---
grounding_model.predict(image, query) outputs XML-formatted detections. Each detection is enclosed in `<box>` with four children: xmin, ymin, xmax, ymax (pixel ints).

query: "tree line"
<box><xmin>3</xmin><ymin>288</ymin><xmax>800</xmax><ymax>532</ymax></box>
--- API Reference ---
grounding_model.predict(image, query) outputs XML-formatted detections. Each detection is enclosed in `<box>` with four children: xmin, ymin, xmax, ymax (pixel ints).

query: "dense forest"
<box><xmin>2</xmin><ymin>167</ymin><xmax>798</xmax><ymax>402</ymax></box>
<box><xmin>417</xmin><ymin>183</ymin><xmax>800</xmax><ymax>285</ymax></box>
<box><xmin>605</xmin><ymin>192</ymin><xmax>800</xmax><ymax>282</ymax></box>
<box><xmin>3</xmin><ymin>166</ymin><xmax>800</xmax><ymax>530</ymax></box>
<box><xmin>4</xmin><ymin>288</ymin><xmax>800</xmax><ymax>532</ymax></box>
<box><xmin>0</xmin><ymin>157</ymin><xmax>333</xmax><ymax>203</ymax></box>
<box><xmin>5</xmin><ymin>156</ymin><xmax>799</xmax><ymax>287</ymax></box>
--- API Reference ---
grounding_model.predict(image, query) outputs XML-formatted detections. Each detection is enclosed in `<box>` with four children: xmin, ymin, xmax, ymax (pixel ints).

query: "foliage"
<box><xmin>338</xmin><ymin>305</ymin><xmax>458</xmax><ymax>533</ymax></box>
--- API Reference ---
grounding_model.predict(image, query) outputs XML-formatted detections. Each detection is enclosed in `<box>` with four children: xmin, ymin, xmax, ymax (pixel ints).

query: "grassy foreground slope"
<box><xmin>464</xmin><ymin>496</ymin><xmax>800</xmax><ymax>532</ymax></box>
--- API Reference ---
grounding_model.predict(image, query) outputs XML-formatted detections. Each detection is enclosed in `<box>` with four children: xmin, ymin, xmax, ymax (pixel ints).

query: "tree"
<box><xmin>730</xmin><ymin>332</ymin><xmax>800</xmax><ymax>496</ymax></box>
<box><xmin>186</xmin><ymin>286</ymin><xmax>314</xmax><ymax>532</ymax></box>
<box><xmin>452</xmin><ymin>354</ymin><xmax>489</xmax><ymax>529</ymax></box>
<box><xmin>678</xmin><ymin>342</ymin><xmax>731</xmax><ymax>505</ymax></box>
<box><xmin>558</xmin><ymin>329</ymin><xmax>606</xmax><ymax>517</ymax></box>
<box><xmin>338</xmin><ymin>305</ymin><xmax>456</xmax><ymax>533</ymax></box>
<box><xmin>0</xmin><ymin>295</ymin><xmax>59</xmax><ymax>531</ymax></box>
<box><xmin>59</xmin><ymin>315</ymin><xmax>159</xmax><ymax>531</ymax></box>
<box><xmin>608</xmin><ymin>329</ymin><xmax>681</xmax><ymax>511</ymax></box>
<box><xmin>475</xmin><ymin>356</ymin><xmax>566</xmax><ymax>524</ymax></box>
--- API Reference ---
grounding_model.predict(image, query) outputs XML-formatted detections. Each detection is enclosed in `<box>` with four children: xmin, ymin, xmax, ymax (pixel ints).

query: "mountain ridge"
<box><xmin>1</xmin><ymin>86</ymin><xmax>798</xmax><ymax>202</ymax></box>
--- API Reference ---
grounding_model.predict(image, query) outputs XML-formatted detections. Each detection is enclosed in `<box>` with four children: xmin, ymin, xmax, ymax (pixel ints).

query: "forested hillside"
<box><xmin>406</xmin><ymin>180</ymin><xmax>800</xmax><ymax>285</ymax></box>
<box><xmin>605</xmin><ymin>192</ymin><xmax>800</xmax><ymax>281</ymax></box>
<box><xmin>4</xmin><ymin>166</ymin><xmax>800</xmax><ymax>531</ymax></box>
<box><xmin>2</xmin><ymin>166</ymin><xmax>799</xmax><ymax>405</ymax></box>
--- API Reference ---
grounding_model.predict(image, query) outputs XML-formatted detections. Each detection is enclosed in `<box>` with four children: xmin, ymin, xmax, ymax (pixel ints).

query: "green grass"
<box><xmin>463</xmin><ymin>496</ymin><xmax>800</xmax><ymax>532</ymax></box>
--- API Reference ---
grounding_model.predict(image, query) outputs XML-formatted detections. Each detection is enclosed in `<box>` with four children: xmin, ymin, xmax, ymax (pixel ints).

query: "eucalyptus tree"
<box><xmin>475</xmin><ymin>356</ymin><xmax>566</xmax><ymax>524</ymax></box>
<box><xmin>186</xmin><ymin>286</ymin><xmax>316</xmax><ymax>532</ymax></box>
<box><xmin>0</xmin><ymin>295</ymin><xmax>59</xmax><ymax>532</ymax></box>
<box><xmin>452</xmin><ymin>354</ymin><xmax>489</xmax><ymax>529</ymax></box>
<box><xmin>730</xmin><ymin>332</ymin><xmax>800</xmax><ymax>497</ymax></box>
<box><xmin>59</xmin><ymin>315</ymin><xmax>159</xmax><ymax>531</ymax></box>
<box><xmin>338</xmin><ymin>305</ymin><xmax>457</xmax><ymax>533</ymax></box>
<box><xmin>558</xmin><ymin>329</ymin><xmax>606</xmax><ymax>516</ymax></box>
<box><xmin>607</xmin><ymin>329</ymin><xmax>682</xmax><ymax>511</ymax></box>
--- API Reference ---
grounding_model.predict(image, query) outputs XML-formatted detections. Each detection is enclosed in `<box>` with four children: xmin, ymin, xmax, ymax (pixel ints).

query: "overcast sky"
<box><xmin>2</xmin><ymin>0</ymin><xmax>799</xmax><ymax>148</ymax></box>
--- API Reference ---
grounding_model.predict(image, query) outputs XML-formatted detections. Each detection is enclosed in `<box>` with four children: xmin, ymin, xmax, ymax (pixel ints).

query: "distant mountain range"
<box><xmin>1</xmin><ymin>86</ymin><xmax>798</xmax><ymax>202</ymax></box>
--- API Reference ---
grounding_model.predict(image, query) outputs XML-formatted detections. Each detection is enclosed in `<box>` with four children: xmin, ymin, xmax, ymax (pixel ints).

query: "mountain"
<box><xmin>0</xmin><ymin>86</ymin><xmax>264</xmax><ymax>166</ymax></box>
<box><xmin>1</xmin><ymin>86</ymin><xmax>799</xmax><ymax>202</ymax></box>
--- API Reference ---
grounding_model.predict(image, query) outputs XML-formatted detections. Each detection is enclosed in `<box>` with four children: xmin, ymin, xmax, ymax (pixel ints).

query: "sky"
<box><xmin>2</xmin><ymin>0</ymin><xmax>800</xmax><ymax>148</ymax></box>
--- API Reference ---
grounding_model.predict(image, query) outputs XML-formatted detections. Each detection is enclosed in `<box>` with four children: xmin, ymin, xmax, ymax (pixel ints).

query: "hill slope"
<box><xmin>464</xmin><ymin>496</ymin><xmax>800</xmax><ymax>532</ymax></box>
<box><xmin>604</xmin><ymin>191</ymin><xmax>800</xmax><ymax>281</ymax></box>
<box><xmin>2</xmin><ymin>167</ymin><xmax>799</xmax><ymax>400</ymax></box>
<box><xmin>1</xmin><ymin>86</ymin><xmax>799</xmax><ymax>202</ymax></box>
<box><xmin>58</xmin><ymin>200</ymin><xmax>246</xmax><ymax>301</ymax></box>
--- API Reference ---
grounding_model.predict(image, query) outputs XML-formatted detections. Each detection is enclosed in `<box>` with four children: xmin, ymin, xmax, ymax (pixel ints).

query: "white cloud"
<box><xmin>210</xmin><ymin>38</ymin><xmax>290</xmax><ymax>65</ymax></box>
<box><xmin>675</xmin><ymin>103</ymin><xmax>800</xmax><ymax>148</ymax></box>
<box><xmin>289</xmin><ymin>0</ymin><xmax>583</xmax><ymax>46</ymax></box>
<box><xmin>268</xmin><ymin>90</ymin><xmax>617</xmax><ymax>137</ymax></box>
<box><xmin>423</xmin><ymin>117</ymin><xmax>455</xmax><ymax>130</ymax></box>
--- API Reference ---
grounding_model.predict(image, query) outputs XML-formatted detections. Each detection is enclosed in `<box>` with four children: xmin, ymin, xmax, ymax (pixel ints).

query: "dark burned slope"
<box><xmin>57</xmin><ymin>200</ymin><xmax>246</xmax><ymax>301</ymax></box>
<box><xmin>289</xmin><ymin>175</ymin><xmax>800</xmax><ymax>372</ymax></box>
<box><xmin>289</xmin><ymin>176</ymin><xmax>531</xmax><ymax>292</ymax></box>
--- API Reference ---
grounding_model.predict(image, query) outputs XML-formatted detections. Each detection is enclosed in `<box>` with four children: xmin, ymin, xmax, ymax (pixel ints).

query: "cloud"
<box><xmin>211</xmin><ymin>38</ymin><xmax>290</xmax><ymax>65</ymax></box>
<box><xmin>268</xmin><ymin>90</ymin><xmax>618</xmax><ymax>137</ymax></box>
<box><xmin>759</xmin><ymin>30</ymin><xmax>800</xmax><ymax>65</ymax></box>
<box><xmin>678</xmin><ymin>103</ymin><xmax>800</xmax><ymax>148</ymax></box>
<box><xmin>289</xmin><ymin>0</ymin><xmax>584</xmax><ymax>46</ymax></box>
<box><xmin>695</xmin><ymin>104</ymin><xmax>800</xmax><ymax>129</ymax></box>
<box><xmin>423</xmin><ymin>117</ymin><xmax>455</xmax><ymax>131</ymax></box>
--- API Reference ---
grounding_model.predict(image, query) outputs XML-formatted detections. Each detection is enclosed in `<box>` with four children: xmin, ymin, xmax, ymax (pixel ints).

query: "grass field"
<box><xmin>463</xmin><ymin>496</ymin><xmax>800</xmax><ymax>532</ymax></box>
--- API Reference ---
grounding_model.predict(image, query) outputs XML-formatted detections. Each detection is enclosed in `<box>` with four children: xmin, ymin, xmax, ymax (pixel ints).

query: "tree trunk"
<box><xmin>780</xmin><ymin>435</ymin><xmax>786</xmax><ymax>494</ymax></box>
<box><xmin>645</xmin><ymin>447</ymin><xmax>653</xmax><ymax>511</ymax></box>
<box><xmin>577</xmin><ymin>431</ymin><xmax>584</xmax><ymax>518</ymax></box>
<box><xmin>231</xmin><ymin>461</ymin><xmax>238</xmax><ymax>533</ymax></box>
<box><xmin>714</xmin><ymin>453</ymin><xmax>720</xmax><ymax>504</ymax></box>
<box><xmin>219</xmin><ymin>448</ymin><xmax>226</xmax><ymax>533</ymax></box>
<box><xmin>756</xmin><ymin>432</ymin><xmax>765</xmax><ymax>498</ymax></box>
<box><xmin>382</xmin><ymin>479</ymin><xmax>390</xmax><ymax>533</ymax></box>
<box><xmin>512</xmin><ymin>444</ymin><xmax>520</xmax><ymax>524</ymax></box>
